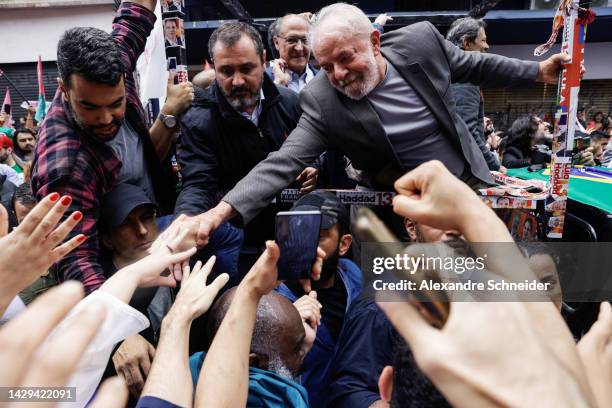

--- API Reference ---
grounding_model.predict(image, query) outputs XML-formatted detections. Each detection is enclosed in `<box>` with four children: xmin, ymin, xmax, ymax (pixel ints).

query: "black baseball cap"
<box><xmin>291</xmin><ymin>191</ymin><xmax>350</xmax><ymax>230</ymax></box>
<box><xmin>101</xmin><ymin>183</ymin><xmax>158</xmax><ymax>229</ymax></box>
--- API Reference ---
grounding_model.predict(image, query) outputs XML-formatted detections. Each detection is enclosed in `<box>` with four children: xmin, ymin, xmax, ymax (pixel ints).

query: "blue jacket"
<box><xmin>326</xmin><ymin>297</ymin><xmax>396</xmax><ymax>408</ymax></box>
<box><xmin>275</xmin><ymin>258</ymin><xmax>363</xmax><ymax>408</ymax></box>
<box><xmin>189</xmin><ymin>351</ymin><xmax>309</xmax><ymax>408</ymax></box>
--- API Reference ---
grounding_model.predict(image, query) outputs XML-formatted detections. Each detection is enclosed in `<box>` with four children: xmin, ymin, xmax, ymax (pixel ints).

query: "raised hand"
<box><xmin>170</xmin><ymin>256</ymin><xmax>229</xmax><ymax>322</ymax></box>
<box><xmin>293</xmin><ymin>291</ymin><xmax>321</xmax><ymax>351</ymax></box>
<box><xmin>0</xmin><ymin>193</ymin><xmax>85</xmax><ymax>314</ymax></box>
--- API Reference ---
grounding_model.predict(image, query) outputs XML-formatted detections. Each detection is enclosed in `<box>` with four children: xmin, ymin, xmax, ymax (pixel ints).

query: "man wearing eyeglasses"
<box><xmin>268</xmin><ymin>14</ymin><xmax>318</xmax><ymax>93</ymax></box>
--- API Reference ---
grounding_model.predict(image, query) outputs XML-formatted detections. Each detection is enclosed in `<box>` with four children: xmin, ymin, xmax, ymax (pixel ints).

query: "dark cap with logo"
<box><xmin>101</xmin><ymin>183</ymin><xmax>157</xmax><ymax>229</ymax></box>
<box><xmin>290</xmin><ymin>190</ymin><xmax>350</xmax><ymax>229</ymax></box>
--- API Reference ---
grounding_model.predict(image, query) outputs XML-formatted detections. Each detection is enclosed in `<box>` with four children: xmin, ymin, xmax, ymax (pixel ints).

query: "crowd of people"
<box><xmin>1</xmin><ymin>0</ymin><xmax>611</xmax><ymax>407</ymax></box>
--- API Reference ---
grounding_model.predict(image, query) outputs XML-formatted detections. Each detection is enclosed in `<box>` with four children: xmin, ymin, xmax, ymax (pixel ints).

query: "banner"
<box><xmin>534</xmin><ymin>0</ymin><xmax>594</xmax><ymax>239</ymax></box>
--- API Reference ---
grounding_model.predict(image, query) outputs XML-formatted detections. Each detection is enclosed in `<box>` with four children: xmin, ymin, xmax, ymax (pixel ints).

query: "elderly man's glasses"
<box><xmin>277</xmin><ymin>36</ymin><xmax>309</xmax><ymax>46</ymax></box>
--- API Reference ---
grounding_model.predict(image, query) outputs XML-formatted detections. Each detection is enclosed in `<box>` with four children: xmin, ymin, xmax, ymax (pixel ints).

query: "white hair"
<box><xmin>311</xmin><ymin>3</ymin><xmax>373</xmax><ymax>46</ymax></box>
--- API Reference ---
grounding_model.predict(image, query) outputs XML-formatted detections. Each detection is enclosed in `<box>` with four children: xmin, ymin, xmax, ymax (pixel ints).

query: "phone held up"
<box><xmin>276</xmin><ymin>211</ymin><xmax>322</xmax><ymax>281</ymax></box>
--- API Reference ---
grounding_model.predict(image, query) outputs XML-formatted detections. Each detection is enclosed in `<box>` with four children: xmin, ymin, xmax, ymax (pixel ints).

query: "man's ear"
<box><xmin>404</xmin><ymin>218</ymin><xmax>417</xmax><ymax>242</ymax></box>
<box><xmin>339</xmin><ymin>233</ymin><xmax>353</xmax><ymax>256</ymax></box>
<box><xmin>378</xmin><ymin>365</ymin><xmax>393</xmax><ymax>403</ymax></box>
<box><xmin>58</xmin><ymin>77</ymin><xmax>68</xmax><ymax>100</ymax></box>
<box><xmin>248</xmin><ymin>353</ymin><xmax>269</xmax><ymax>371</ymax></box>
<box><xmin>273</xmin><ymin>36</ymin><xmax>281</xmax><ymax>52</ymax></box>
<box><xmin>461</xmin><ymin>38</ymin><xmax>472</xmax><ymax>50</ymax></box>
<box><xmin>370</xmin><ymin>29</ymin><xmax>382</xmax><ymax>55</ymax></box>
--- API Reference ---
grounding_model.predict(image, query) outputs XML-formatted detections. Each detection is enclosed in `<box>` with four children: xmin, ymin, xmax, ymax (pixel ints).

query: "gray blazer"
<box><xmin>224</xmin><ymin>21</ymin><xmax>539</xmax><ymax>224</ymax></box>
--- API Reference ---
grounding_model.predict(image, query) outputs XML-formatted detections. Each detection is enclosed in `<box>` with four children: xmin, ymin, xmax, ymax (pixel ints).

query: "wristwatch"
<box><xmin>159</xmin><ymin>113</ymin><xmax>178</xmax><ymax>129</ymax></box>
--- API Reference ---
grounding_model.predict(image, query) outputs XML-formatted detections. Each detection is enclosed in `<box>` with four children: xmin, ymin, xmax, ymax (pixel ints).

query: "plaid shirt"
<box><xmin>31</xmin><ymin>2</ymin><xmax>157</xmax><ymax>294</ymax></box>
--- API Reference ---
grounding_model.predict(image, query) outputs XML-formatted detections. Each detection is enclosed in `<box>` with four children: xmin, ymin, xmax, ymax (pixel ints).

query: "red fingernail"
<box><xmin>77</xmin><ymin>235</ymin><xmax>87</xmax><ymax>243</ymax></box>
<box><xmin>72</xmin><ymin>212</ymin><xmax>83</xmax><ymax>221</ymax></box>
<box><xmin>49</xmin><ymin>192</ymin><xmax>60</xmax><ymax>202</ymax></box>
<box><xmin>61</xmin><ymin>196</ymin><xmax>72</xmax><ymax>206</ymax></box>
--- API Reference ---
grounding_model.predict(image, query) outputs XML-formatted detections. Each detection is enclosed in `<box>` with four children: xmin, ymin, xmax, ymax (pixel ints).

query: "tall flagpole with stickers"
<box><xmin>534</xmin><ymin>0</ymin><xmax>595</xmax><ymax>239</ymax></box>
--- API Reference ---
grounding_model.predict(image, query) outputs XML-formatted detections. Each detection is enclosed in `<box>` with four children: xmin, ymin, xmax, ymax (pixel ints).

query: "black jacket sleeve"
<box><xmin>452</xmin><ymin>84</ymin><xmax>500</xmax><ymax>171</ymax></box>
<box><xmin>174</xmin><ymin>115</ymin><xmax>220</xmax><ymax>216</ymax></box>
<box><xmin>502</xmin><ymin>148</ymin><xmax>531</xmax><ymax>169</ymax></box>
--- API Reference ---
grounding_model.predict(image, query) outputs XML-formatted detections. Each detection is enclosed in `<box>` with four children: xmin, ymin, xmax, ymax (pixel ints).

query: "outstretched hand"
<box><xmin>0</xmin><ymin>281</ymin><xmax>129</xmax><ymax>407</ymax></box>
<box><xmin>0</xmin><ymin>193</ymin><xmax>85</xmax><ymax>313</ymax></box>
<box><xmin>171</xmin><ymin>256</ymin><xmax>230</xmax><ymax>322</ymax></box>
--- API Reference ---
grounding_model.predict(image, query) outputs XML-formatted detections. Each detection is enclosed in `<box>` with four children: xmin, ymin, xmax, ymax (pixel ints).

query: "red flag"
<box><xmin>37</xmin><ymin>56</ymin><xmax>46</xmax><ymax>99</ymax></box>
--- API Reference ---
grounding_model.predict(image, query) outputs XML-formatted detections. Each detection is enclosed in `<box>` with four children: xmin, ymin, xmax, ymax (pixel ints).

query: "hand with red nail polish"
<box><xmin>0</xmin><ymin>192</ymin><xmax>86</xmax><ymax>316</ymax></box>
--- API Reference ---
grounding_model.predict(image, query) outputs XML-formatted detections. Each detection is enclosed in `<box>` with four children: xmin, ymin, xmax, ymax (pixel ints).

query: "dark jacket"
<box><xmin>452</xmin><ymin>83</ymin><xmax>500</xmax><ymax>170</ymax></box>
<box><xmin>502</xmin><ymin>145</ymin><xmax>531</xmax><ymax>168</ymax></box>
<box><xmin>0</xmin><ymin>174</ymin><xmax>16</xmax><ymax>213</ymax></box>
<box><xmin>276</xmin><ymin>258</ymin><xmax>363</xmax><ymax>408</ymax></box>
<box><xmin>175</xmin><ymin>74</ymin><xmax>301</xmax><ymax>244</ymax></box>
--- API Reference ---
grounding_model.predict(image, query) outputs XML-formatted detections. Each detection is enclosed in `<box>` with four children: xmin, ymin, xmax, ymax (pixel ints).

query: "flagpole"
<box><xmin>534</xmin><ymin>0</ymin><xmax>595</xmax><ymax>239</ymax></box>
<box><xmin>0</xmin><ymin>69</ymin><xmax>32</xmax><ymax>107</ymax></box>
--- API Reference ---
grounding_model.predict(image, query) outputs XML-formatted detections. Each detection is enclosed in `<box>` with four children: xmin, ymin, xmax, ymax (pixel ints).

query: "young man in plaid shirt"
<box><xmin>31</xmin><ymin>0</ymin><xmax>195</xmax><ymax>294</ymax></box>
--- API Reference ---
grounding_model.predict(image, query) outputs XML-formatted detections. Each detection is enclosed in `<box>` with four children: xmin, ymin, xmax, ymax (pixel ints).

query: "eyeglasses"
<box><xmin>276</xmin><ymin>35</ymin><xmax>309</xmax><ymax>46</ymax></box>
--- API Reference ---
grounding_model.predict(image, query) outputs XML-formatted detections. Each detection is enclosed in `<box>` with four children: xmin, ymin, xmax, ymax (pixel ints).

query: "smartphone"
<box><xmin>354</xmin><ymin>207</ymin><xmax>449</xmax><ymax>328</ymax></box>
<box><xmin>276</xmin><ymin>211</ymin><xmax>322</xmax><ymax>281</ymax></box>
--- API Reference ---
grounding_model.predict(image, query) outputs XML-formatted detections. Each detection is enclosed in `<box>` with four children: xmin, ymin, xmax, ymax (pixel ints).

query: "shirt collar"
<box><xmin>238</xmin><ymin>89</ymin><xmax>265</xmax><ymax>126</ymax></box>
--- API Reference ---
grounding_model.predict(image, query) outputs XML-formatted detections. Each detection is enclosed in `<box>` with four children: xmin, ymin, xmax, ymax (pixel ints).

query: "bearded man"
<box><xmin>31</xmin><ymin>0</ymin><xmax>195</xmax><ymax>293</ymax></box>
<box><xmin>187</xmin><ymin>2</ymin><xmax>570</xmax><ymax>246</ymax></box>
<box><xmin>275</xmin><ymin>190</ymin><xmax>361</xmax><ymax>408</ymax></box>
<box><xmin>175</xmin><ymin>22</ymin><xmax>318</xmax><ymax>252</ymax></box>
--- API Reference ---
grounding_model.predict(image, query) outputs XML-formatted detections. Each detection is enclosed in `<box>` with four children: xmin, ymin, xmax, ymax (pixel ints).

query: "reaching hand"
<box><xmin>537</xmin><ymin>53</ymin><xmax>571</xmax><ymax>84</ymax></box>
<box><xmin>119</xmin><ymin>246</ymin><xmax>197</xmax><ymax>289</ymax></box>
<box><xmin>151</xmin><ymin>214</ymin><xmax>199</xmax><ymax>255</ymax></box>
<box><xmin>113</xmin><ymin>333</ymin><xmax>155</xmax><ymax>398</ymax></box>
<box><xmin>577</xmin><ymin>302</ymin><xmax>612</xmax><ymax>408</ymax></box>
<box><xmin>241</xmin><ymin>241</ymin><xmax>281</xmax><ymax>298</ymax></box>
<box><xmin>171</xmin><ymin>256</ymin><xmax>230</xmax><ymax>321</ymax></box>
<box><xmin>0</xmin><ymin>193</ymin><xmax>85</xmax><ymax>310</ymax></box>
<box><xmin>0</xmin><ymin>281</ymin><xmax>129</xmax><ymax>407</ymax></box>
<box><xmin>379</xmin><ymin>299</ymin><xmax>594</xmax><ymax>407</ymax></box>
<box><xmin>297</xmin><ymin>166</ymin><xmax>319</xmax><ymax>195</ymax></box>
<box><xmin>293</xmin><ymin>291</ymin><xmax>321</xmax><ymax>351</ymax></box>
<box><xmin>392</xmin><ymin>161</ymin><xmax>486</xmax><ymax>232</ymax></box>
<box><xmin>374</xmin><ymin>13</ymin><xmax>393</xmax><ymax>27</ymax></box>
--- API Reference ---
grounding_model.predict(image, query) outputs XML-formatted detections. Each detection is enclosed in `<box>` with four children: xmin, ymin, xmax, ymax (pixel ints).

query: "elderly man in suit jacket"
<box><xmin>173</xmin><ymin>2</ymin><xmax>569</xmax><ymax>247</ymax></box>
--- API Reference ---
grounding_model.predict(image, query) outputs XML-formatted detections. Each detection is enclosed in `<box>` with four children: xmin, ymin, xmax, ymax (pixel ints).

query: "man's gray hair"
<box><xmin>446</xmin><ymin>17</ymin><xmax>486</xmax><ymax>49</ymax></box>
<box><xmin>273</xmin><ymin>13</ymin><xmax>311</xmax><ymax>38</ymax></box>
<box><xmin>311</xmin><ymin>3</ymin><xmax>373</xmax><ymax>45</ymax></box>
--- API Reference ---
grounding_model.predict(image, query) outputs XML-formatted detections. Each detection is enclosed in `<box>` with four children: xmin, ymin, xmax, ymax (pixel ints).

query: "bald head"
<box><xmin>209</xmin><ymin>288</ymin><xmax>306</xmax><ymax>380</ymax></box>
